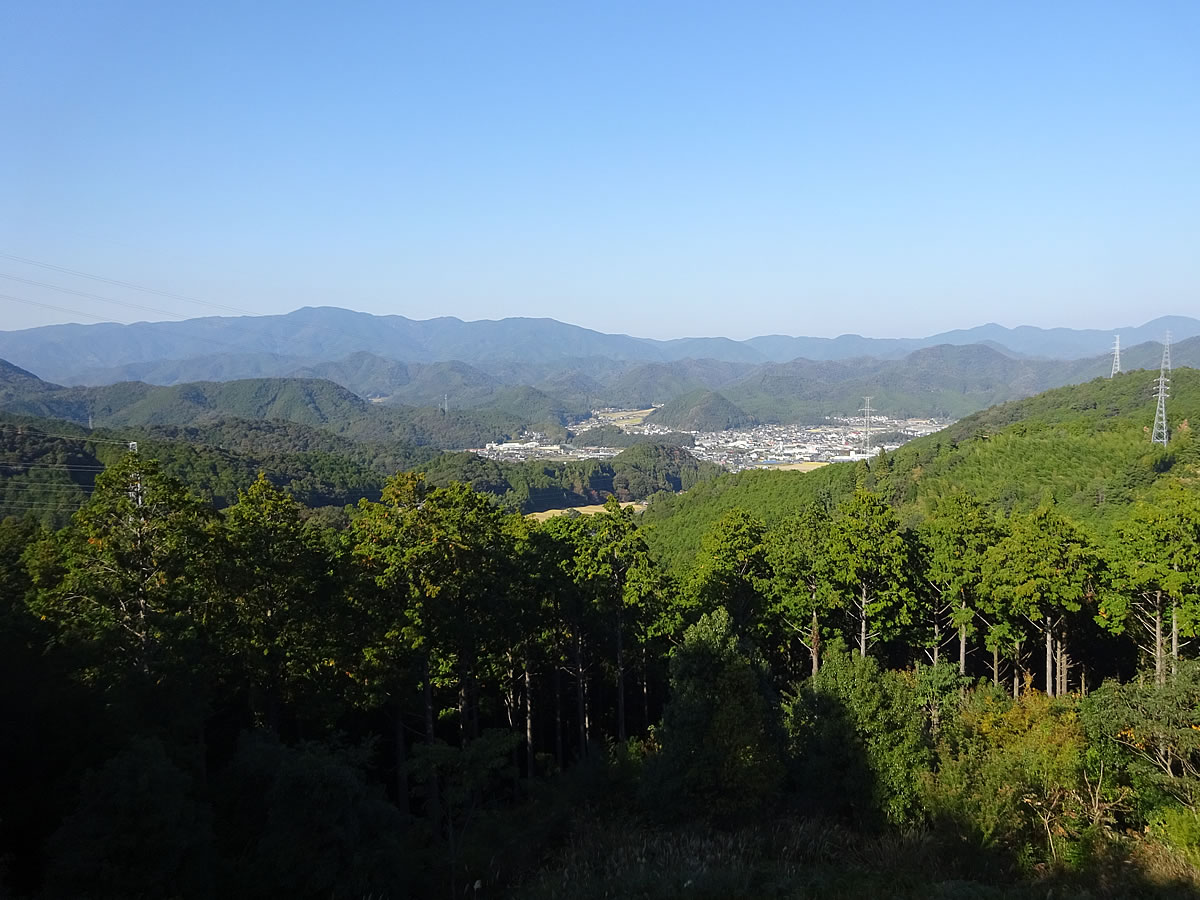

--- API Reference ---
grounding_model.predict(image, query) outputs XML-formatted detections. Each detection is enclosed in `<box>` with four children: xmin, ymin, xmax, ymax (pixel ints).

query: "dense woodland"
<box><xmin>3</xmin><ymin>372</ymin><xmax>1200</xmax><ymax>897</ymax></box>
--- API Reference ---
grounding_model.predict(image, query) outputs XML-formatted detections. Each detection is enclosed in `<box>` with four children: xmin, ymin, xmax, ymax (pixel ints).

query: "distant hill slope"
<box><xmin>0</xmin><ymin>369</ymin><xmax>543</xmax><ymax>448</ymax></box>
<box><xmin>0</xmin><ymin>359</ymin><xmax>59</xmax><ymax>404</ymax></box>
<box><xmin>3</xmin><ymin>307</ymin><xmax>1197</xmax><ymax>384</ymax></box>
<box><xmin>642</xmin><ymin>368</ymin><xmax>1200</xmax><ymax>571</ymax></box>
<box><xmin>0</xmin><ymin>377</ymin><xmax>371</xmax><ymax>428</ymax></box>
<box><xmin>645</xmin><ymin>390</ymin><xmax>756</xmax><ymax>431</ymax></box>
<box><xmin>4</xmin><ymin>335</ymin><xmax>1196</xmax><ymax>437</ymax></box>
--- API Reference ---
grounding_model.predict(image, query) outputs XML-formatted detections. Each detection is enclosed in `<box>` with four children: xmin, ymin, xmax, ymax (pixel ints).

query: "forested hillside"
<box><xmin>5</xmin><ymin>371</ymin><xmax>1200</xmax><ymax>897</ymax></box>
<box><xmin>0</xmin><ymin>412</ymin><xmax>716</xmax><ymax>525</ymax></box>
<box><xmin>644</xmin><ymin>369</ymin><xmax>1200</xmax><ymax>571</ymax></box>
<box><xmin>645</xmin><ymin>388</ymin><xmax>757</xmax><ymax>430</ymax></box>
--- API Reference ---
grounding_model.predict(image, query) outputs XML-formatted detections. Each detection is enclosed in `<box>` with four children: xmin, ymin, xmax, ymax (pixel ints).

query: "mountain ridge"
<box><xmin>3</xmin><ymin>307</ymin><xmax>1196</xmax><ymax>385</ymax></box>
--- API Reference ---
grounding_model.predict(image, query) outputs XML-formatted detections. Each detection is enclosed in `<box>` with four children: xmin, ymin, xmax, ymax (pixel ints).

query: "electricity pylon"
<box><xmin>859</xmin><ymin>397</ymin><xmax>873</xmax><ymax>456</ymax></box>
<box><xmin>1110</xmin><ymin>335</ymin><xmax>1120</xmax><ymax>377</ymax></box>
<box><xmin>1151</xmin><ymin>333</ymin><xmax>1171</xmax><ymax>447</ymax></box>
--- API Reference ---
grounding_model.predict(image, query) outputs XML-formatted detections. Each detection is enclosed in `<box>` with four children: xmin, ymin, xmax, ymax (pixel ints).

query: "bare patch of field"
<box><xmin>597</xmin><ymin>408</ymin><xmax>655</xmax><ymax>426</ymax></box>
<box><xmin>527</xmin><ymin>501</ymin><xmax>644</xmax><ymax>522</ymax></box>
<box><xmin>766</xmin><ymin>461</ymin><xmax>828</xmax><ymax>472</ymax></box>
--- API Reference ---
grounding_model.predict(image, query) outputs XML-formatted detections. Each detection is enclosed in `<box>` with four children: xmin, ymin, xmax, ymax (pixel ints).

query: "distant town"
<box><xmin>471</xmin><ymin>407</ymin><xmax>951</xmax><ymax>472</ymax></box>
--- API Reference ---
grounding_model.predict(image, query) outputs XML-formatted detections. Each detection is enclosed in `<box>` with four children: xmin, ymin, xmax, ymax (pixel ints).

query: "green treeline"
<box><xmin>422</xmin><ymin>443</ymin><xmax>720</xmax><ymax>512</ymax></box>
<box><xmin>644</xmin><ymin>368</ymin><xmax>1200</xmax><ymax>570</ymax></box>
<box><xmin>5</xmin><ymin>442</ymin><xmax>1200</xmax><ymax>898</ymax></box>
<box><xmin>0</xmin><ymin>418</ymin><xmax>719</xmax><ymax>523</ymax></box>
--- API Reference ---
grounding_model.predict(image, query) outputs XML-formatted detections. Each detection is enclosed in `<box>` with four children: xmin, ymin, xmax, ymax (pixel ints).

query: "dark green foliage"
<box><xmin>568</xmin><ymin>424</ymin><xmax>695</xmax><ymax>448</ymax></box>
<box><xmin>9</xmin><ymin>370</ymin><xmax>1200</xmax><ymax>898</ymax></box>
<box><xmin>215</xmin><ymin>733</ymin><xmax>416</xmax><ymax>900</ymax></box>
<box><xmin>421</xmin><ymin>443</ymin><xmax>721</xmax><ymax>513</ymax></box>
<box><xmin>645</xmin><ymin>388</ymin><xmax>756</xmax><ymax>430</ymax></box>
<box><xmin>643</xmin><ymin>609</ymin><xmax>785</xmax><ymax>825</ymax></box>
<box><xmin>42</xmin><ymin>738</ymin><xmax>213</xmax><ymax>900</ymax></box>
<box><xmin>786</xmin><ymin>646</ymin><xmax>931</xmax><ymax>828</ymax></box>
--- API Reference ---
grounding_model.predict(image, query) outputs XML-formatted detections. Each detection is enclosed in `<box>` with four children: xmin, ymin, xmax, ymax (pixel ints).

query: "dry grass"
<box><xmin>765</xmin><ymin>461</ymin><xmax>828</xmax><ymax>472</ymax></box>
<box><xmin>597</xmin><ymin>408</ymin><xmax>655</xmax><ymax>426</ymax></box>
<box><xmin>527</xmin><ymin>502</ymin><xmax>643</xmax><ymax>522</ymax></box>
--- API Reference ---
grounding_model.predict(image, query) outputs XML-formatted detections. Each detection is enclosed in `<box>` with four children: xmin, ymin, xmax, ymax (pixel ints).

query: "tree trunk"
<box><xmin>992</xmin><ymin>644</ymin><xmax>999</xmax><ymax>687</ymax></box>
<box><xmin>932</xmin><ymin>614</ymin><xmax>941</xmax><ymax>665</ymax></box>
<box><xmin>959</xmin><ymin>599</ymin><xmax>968</xmax><ymax>675</ymax></box>
<box><xmin>458</xmin><ymin>683</ymin><xmax>467</xmax><ymax>748</ymax></box>
<box><xmin>1156</xmin><ymin>592</ymin><xmax>1166</xmax><ymax>686</ymax></box>
<box><xmin>859</xmin><ymin>585</ymin><xmax>868</xmax><ymax>657</ymax></box>
<box><xmin>1172</xmin><ymin>601</ymin><xmax>1180</xmax><ymax>677</ymax></box>
<box><xmin>554</xmin><ymin>663</ymin><xmax>563</xmax><ymax>769</ymax></box>
<box><xmin>811</xmin><ymin>608</ymin><xmax>821</xmax><ymax>677</ymax></box>
<box><xmin>642</xmin><ymin>645</ymin><xmax>650</xmax><ymax>729</ymax></box>
<box><xmin>1014</xmin><ymin>640</ymin><xmax>1023</xmax><ymax>698</ymax></box>
<box><xmin>1045</xmin><ymin>619</ymin><xmax>1054</xmax><ymax>697</ymax></box>
<box><xmin>575</xmin><ymin>633</ymin><xmax>587</xmax><ymax>756</ymax></box>
<box><xmin>525</xmin><ymin>660</ymin><xmax>535</xmax><ymax>777</ymax></box>
<box><xmin>394</xmin><ymin>703</ymin><xmax>410</xmax><ymax>816</ymax></box>
<box><xmin>422</xmin><ymin>653</ymin><xmax>442</xmax><ymax>834</ymax></box>
<box><xmin>616</xmin><ymin>618</ymin><xmax>626</xmax><ymax>743</ymax></box>
<box><xmin>1057</xmin><ymin>637</ymin><xmax>1067</xmax><ymax>696</ymax></box>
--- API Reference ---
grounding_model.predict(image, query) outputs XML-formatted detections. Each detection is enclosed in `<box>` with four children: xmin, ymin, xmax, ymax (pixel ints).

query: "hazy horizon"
<box><xmin>3</xmin><ymin>2</ymin><xmax>1198</xmax><ymax>338</ymax></box>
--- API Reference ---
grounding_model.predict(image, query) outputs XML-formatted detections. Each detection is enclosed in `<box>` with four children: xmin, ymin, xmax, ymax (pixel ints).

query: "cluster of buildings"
<box><xmin>472</xmin><ymin>411</ymin><xmax>949</xmax><ymax>471</ymax></box>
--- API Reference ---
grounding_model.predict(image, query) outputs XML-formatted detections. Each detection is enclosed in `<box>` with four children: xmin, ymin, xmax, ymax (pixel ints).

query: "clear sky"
<box><xmin>2</xmin><ymin>1</ymin><xmax>1197</xmax><ymax>339</ymax></box>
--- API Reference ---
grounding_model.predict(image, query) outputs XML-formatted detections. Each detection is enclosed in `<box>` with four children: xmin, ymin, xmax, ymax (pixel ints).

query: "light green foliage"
<box><xmin>1082</xmin><ymin>662</ymin><xmax>1200</xmax><ymax>810</ymax></box>
<box><xmin>218</xmin><ymin>475</ymin><xmax>345</xmax><ymax>727</ymax></box>
<box><xmin>981</xmin><ymin>505</ymin><xmax>1108</xmax><ymax>687</ymax></box>
<box><xmin>27</xmin><ymin>453</ymin><xmax>219</xmax><ymax>684</ymax></box>
<box><xmin>1101</xmin><ymin>489</ymin><xmax>1200</xmax><ymax>678</ymax></box>
<box><xmin>920</xmin><ymin>493</ymin><xmax>1006</xmax><ymax>667</ymax></box>
<box><xmin>825</xmin><ymin>489</ymin><xmax>917</xmax><ymax>656</ymax></box>
<box><xmin>763</xmin><ymin>503</ymin><xmax>836</xmax><ymax>679</ymax></box>
<box><xmin>350</xmin><ymin>472</ymin><xmax>517</xmax><ymax>729</ymax></box>
<box><xmin>925</xmin><ymin>692</ymin><xmax>1088</xmax><ymax>864</ymax></box>
<box><xmin>689</xmin><ymin>508</ymin><xmax>772</xmax><ymax>639</ymax></box>
<box><xmin>644</xmin><ymin>608</ymin><xmax>784</xmax><ymax>824</ymax></box>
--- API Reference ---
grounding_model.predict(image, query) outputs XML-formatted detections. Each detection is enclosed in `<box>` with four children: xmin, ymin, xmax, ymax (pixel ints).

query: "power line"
<box><xmin>0</xmin><ymin>252</ymin><xmax>257</xmax><ymax>317</ymax></box>
<box><xmin>0</xmin><ymin>291</ymin><xmax>252</xmax><ymax>355</ymax></box>
<box><xmin>0</xmin><ymin>462</ymin><xmax>109</xmax><ymax>472</ymax></box>
<box><xmin>0</xmin><ymin>272</ymin><xmax>195</xmax><ymax>321</ymax></box>
<box><xmin>0</xmin><ymin>292</ymin><xmax>116</xmax><ymax>323</ymax></box>
<box><xmin>0</xmin><ymin>499</ymin><xmax>87</xmax><ymax>511</ymax></box>
<box><xmin>1</xmin><ymin>481</ymin><xmax>96</xmax><ymax>490</ymax></box>
<box><xmin>0</xmin><ymin>427</ymin><xmax>132</xmax><ymax>446</ymax></box>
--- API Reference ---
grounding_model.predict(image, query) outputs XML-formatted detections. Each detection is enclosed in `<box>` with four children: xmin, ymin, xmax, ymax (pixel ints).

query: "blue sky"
<box><xmin>2</xmin><ymin>1</ymin><xmax>1197</xmax><ymax>339</ymax></box>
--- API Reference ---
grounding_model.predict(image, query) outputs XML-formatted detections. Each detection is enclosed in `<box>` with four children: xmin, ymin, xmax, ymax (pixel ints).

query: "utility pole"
<box><xmin>1151</xmin><ymin>333</ymin><xmax>1171</xmax><ymax>447</ymax></box>
<box><xmin>128</xmin><ymin>442</ymin><xmax>143</xmax><ymax>508</ymax></box>
<box><xmin>859</xmin><ymin>397</ymin><xmax>873</xmax><ymax>456</ymax></box>
<box><xmin>1110</xmin><ymin>335</ymin><xmax>1120</xmax><ymax>378</ymax></box>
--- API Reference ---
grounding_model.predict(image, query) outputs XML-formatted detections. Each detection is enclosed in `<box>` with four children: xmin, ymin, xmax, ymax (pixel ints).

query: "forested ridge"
<box><xmin>0</xmin><ymin>414</ymin><xmax>718</xmax><ymax>526</ymax></box>
<box><xmin>5</xmin><ymin>374</ymin><xmax>1200</xmax><ymax>897</ymax></box>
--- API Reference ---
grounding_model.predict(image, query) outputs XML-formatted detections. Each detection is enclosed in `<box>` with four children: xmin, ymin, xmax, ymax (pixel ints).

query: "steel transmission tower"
<box><xmin>859</xmin><ymin>397</ymin><xmax>873</xmax><ymax>456</ymax></box>
<box><xmin>1151</xmin><ymin>332</ymin><xmax>1171</xmax><ymax>447</ymax></box>
<box><xmin>1110</xmin><ymin>335</ymin><xmax>1120</xmax><ymax>377</ymax></box>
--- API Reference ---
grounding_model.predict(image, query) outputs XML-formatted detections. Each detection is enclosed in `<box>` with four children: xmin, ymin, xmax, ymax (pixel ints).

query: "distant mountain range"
<box><xmin>0</xmin><ymin>309</ymin><xmax>1194</xmax><ymax>432</ymax></box>
<box><xmin>0</xmin><ymin>308</ymin><xmax>1195</xmax><ymax>386</ymax></box>
<box><xmin>2</xmin><ymin>336</ymin><xmax>1197</xmax><ymax>435</ymax></box>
